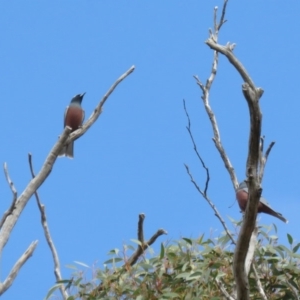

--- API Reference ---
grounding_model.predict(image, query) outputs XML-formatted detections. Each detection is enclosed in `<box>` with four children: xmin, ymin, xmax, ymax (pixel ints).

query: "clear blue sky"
<box><xmin>1</xmin><ymin>1</ymin><xmax>299</xmax><ymax>299</ymax></box>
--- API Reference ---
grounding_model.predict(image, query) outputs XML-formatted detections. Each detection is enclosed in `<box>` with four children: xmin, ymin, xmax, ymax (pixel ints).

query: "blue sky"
<box><xmin>1</xmin><ymin>1</ymin><xmax>299</xmax><ymax>299</ymax></box>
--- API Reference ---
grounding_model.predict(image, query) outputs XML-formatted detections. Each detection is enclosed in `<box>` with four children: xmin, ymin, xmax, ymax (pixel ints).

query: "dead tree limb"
<box><xmin>65</xmin><ymin>65</ymin><xmax>135</xmax><ymax>145</ymax></box>
<box><xmin>205</xmin><ymin>26</ymin><xmax>265</xmax><ymax>300</ymax></box>
<box><xmin>126</xmin><ymin>214</ymin><xmax>167</xmax><ymax>266</ymax></box>
<box><xmin>0</xmin><ymin>65</ymin><xmax>135</xmax><ymax>296</ymax></box>
<box><xmin>0</xmin><ymin>241</ymin><xmax>38</xmax><ymax>295</ymax></box>
<box><xmin>91</xmin><ymin>214</ymin><xmax>167</xmax><ymax>297</ymax></box>
<box><xmin>184</xmin><ymin>164</ymin><xmax>235</xmax><ymax>245</ymax></box>
<box><xmin>28</xmin><ymin>154</ymin><xmax>68</xmax><ymax>300</ymax></box>
<box><xmin>188</xmin><ymin>1</ymin><xmax>237</xmax><ymax>244</ymax></box>
<box><xmin>183</xmin><ymin>99</ymin><xmax>210</xmax><ymax>196</ymax></box>
<box><xmin>193</xmin><ymin>2</ymin><xmax>269</xmax><ymax>299</ymax></box>
<box><xmin>0</xmin><ymin>126</ymin><xmax>71</xmax><ymax>252</ymax></box>
<box><xmin>193</xmin><ymin>2</ymin><xmax>238</xmax><ymax>191</ymax></box>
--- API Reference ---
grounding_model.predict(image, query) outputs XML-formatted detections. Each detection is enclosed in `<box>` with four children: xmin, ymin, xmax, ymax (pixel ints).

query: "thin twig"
<box><xmin>183</xmin><ymin>99</ymin><xmax>210</xmax><ymax>196</ymax></box>
<box><xmin>213</xmin><ymin>6</ymin><xmax>218</xmax><ymax>33</ymax></box>
<box><xmin>184</xmin><ymin>164</ymin><xmax>235</xmax><ymax>244</ymax></box>
<box><xmin>28</xmin><ymin>153</ymin><xmax>68</xmax><ymax>300</ymax></box>
<box><xmin>0</xmin><ymin>163</ymin><xmax>18</xmax><ymax>228</ymax></box>
<box><xmin>264</xmin><ymin>141</ymin><xmax>275</xmax><ymax>159</ymax></box>
<box><xmin>217</xmin><ymin>0</ymin><xmax>229</xmax><ymax>31</ymax></box>
<box><xmin>258</xmin><ymin>140</ymin><xmax>275</xmax><ymax>183</ymax></box>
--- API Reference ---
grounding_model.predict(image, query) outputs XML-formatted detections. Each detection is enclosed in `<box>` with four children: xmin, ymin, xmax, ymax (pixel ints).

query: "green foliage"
<box><xmin>46</xmin><ymin>224</ymin><xmax>300</xmax><ymax>300</ymax></box>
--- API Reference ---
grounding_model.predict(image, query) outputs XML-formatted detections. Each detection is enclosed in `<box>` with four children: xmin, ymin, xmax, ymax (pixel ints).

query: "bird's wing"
<box><xmin>81</xmin><ymin>109</ymin><xmax>85</xmax><ymax>124</ymax></box>
<box><xmin>64</xmin><ymin>106</ymin><xmax>69</xmax><ymax>127</ymax></box>
<box><xmin>260</xmin><ymin>197</ymin><xmax>271</xmax><ymax>207</ymax></box>
<box><xmin>237</xmin><ymin>181</ymin><xmax>248</xmax><ymax>193</ymax></box>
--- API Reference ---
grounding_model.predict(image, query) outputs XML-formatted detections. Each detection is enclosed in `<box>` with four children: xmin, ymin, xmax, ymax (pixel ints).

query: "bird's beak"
<box><xmin>80</xmin><ymin>92</ymin><xmax>86</xmax><ymax>98</ymax></box>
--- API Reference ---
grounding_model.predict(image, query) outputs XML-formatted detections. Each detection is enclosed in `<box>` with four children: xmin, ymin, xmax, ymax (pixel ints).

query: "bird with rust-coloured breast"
<box><xmin>236</xmin><ymin>181</ymin><xmax>288</xmax><ymax>223</ymax></box>
<box><xmin>59</xmin><ymin>93</ymin><xmax>85</xmax><ymax>158</ymax></box>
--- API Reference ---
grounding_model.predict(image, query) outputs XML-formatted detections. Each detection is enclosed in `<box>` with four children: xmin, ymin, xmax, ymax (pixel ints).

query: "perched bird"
<box><xmin>236</xmin><ymin>181</ymin><xmax>288</xmax><ymax>223</ymax></box>
<box><xmin>59</xmin><ymin>93</ymin><xmax>85</xmax><ymax>158</ymax></box>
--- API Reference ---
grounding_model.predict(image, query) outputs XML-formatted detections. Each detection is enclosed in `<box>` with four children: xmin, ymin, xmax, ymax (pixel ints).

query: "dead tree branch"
<box><xmin>258</xmin><ymin>136</ymin><xmax>275</xmax><ymax>183</ymax></box>
<box><xmin>194</xmin><ymin>2</ymin><xmax>268</xmax><ymax>299</ymax></box>
<box><xmin>206</xmin><ymin>27</ymin><xmax>265</xmax><ymax>300</ymax></box>
<box><xmin>65</xmin><ymin>65</ymin><xmax>135</xmax><ymax>145</ymax></box>
<box><xmin>193</xmin><ymin>2</ymin><xmax>238</xmax><ymax>190</ymax></box>
<box><xmin>91</xmin><ymin>214</ymin><xmax>166</xmax><ymax>297</ymax></box>
<box><xmin>0</xmin><ymin>163</ymin><xmax>18</xmax><ymax>228</ymax></box>
<box><xmin>184</xmin><ymin>164</ymin><xmax>235</xmax><ymax>245</ymax></box>
<box><xmin>28</xmin><ymin>154</ymin><xmax>68</xmax><ymax>300</ymax></box>
<box><xmin>183</xmin><ymin>99</ymin><xmax>210</xmax><ymax>196</ymax></box>
<box><xmin>0</xmin><ymin>66</ymin><xmax>135</xmax><ymax>296</ymax></box>
<box><xmin>188</xmin><ymin>1</ymin><xmax>236</xmax><ymax>244</ymax></box>
<box><xmin>127</xmin><ymin>214</ymin><xmax>167</xmax><ymax>266</ymax></box>
<box><xmin>0</xmin><ymin>126</ymin><xmax>71</xmax><ymax>251</ymax></box>
<box><xmin>0</xmin><ymin>241</ymin><xmax>38</xmax><ymax>295</ymax></box>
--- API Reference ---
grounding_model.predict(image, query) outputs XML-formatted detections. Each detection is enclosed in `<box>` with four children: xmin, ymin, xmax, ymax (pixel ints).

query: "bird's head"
<box><xmin>70</xmin><ymin>93</ymin><xmax>86</xmax><ymax>105</ymax></box>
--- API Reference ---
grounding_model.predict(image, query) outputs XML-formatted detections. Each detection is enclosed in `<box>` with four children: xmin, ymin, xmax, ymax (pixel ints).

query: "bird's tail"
<box><xmin>269</xmin><ymin>210</ymin><xmax>288</xmax><ymax>223</ymax></box>
<box><xmin>58</xmin><ymin>141</ymin><xmax>74</xmax><ymax>158</ymax></box>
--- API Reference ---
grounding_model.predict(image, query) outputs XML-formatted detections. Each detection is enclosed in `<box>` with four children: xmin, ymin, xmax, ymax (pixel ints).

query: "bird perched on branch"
<box><xmin>236</xmin><ymin>181</ymin><xmax>288</xmax><ymax>223</ymax></box>
<box><xmin>59</xmin><ymin>93</ymin><xmax>85</xmax><ymax>158</ymax></box>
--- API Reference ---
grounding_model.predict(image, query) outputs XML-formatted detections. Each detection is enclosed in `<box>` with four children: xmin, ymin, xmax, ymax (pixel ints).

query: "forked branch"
<box><xmin>91</xmin><ymin>214</ymin><xmax>167</xmax><ymax>297</ymax></box>
<box><xmin>0</xmin><ymin>66</ymin><xmax>135</xmax><ymax>297</ymax></box>
<box><xmin>28</xmin><ymin>153</ymin><xmax>68</xmax><ymax>300</ymax></box>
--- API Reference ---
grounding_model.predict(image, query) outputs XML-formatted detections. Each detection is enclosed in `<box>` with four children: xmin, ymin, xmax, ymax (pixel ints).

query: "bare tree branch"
<box><xmin>197</xmin><ymin>3</ymin><xmax>267</xmax><ymax>299</ymax></box>
<box><xmin>183</xmin><ymin>99</ymin><xmax>210</xmax><ymax>196</ymax></box>
<box><xmin>0</xmin><ymin>163</ymin><xmax>18</xmax><ymax>228</ymax></box>
<box><xmin>0</xmin><ymin>126</ymin><xmax>71</xmax><ymax>254</ymax></box>
<box><xmin>204</xmin><ymin>49</ymin><xmax>264</xmax><ymax>300</ymax></box>
<box><xmin>184</xmin><ymin>164</ymin><xmax>235</xmax><ymax>245</ymax></box>
<box><xmin>65</xmin><ymin>65</ymin><xmax>135</xmax><ymax>145</ymax></box>
<box><xmin>0</xmin><ymin>241</ymin><xmax>38</xmax><ymax>295</ymax></box>
<box><xmin>218</xmin><ymin>0</ymin><xmax>229</xmax><ymax>31</ymax></box>
<box><xmin>189</xmin><ymin>2</ymin><xmax>237</xmax><ymax>247</ymax></box>
<box><xmin>258</xmin><ymin>136</ymin><xmax>275</xmax><ymax>183</ymax></box>
<box><xmin>193</xmin><ymin>3</ymin><xmax>238</xmax><ymax>190</ymax></box>
<box><xmin>0</xmin><ymin>66</ymin><xmax>135</xmax><ymax>256</ymax></box>
<box><xmin>206</xmin><ymin>39</ymin><xmax>257</xmax><ymax>93</ymax></box>
<box><xmin>28</xmin><ymin>153</ymin><xmax>68</xmax><ymax>300</ymax></box>
<box><xmin>91</xmin><ymin>214</ymin><xmax>167</xmax><ymax>297</ymax></box>
<box><xmin>127</xmin><ymin>214</ymin><xmax>167</xmax><ymax>266</ymax></box>
<box><xmin>264</xmin><ymin>141</ymin><xmax>275</xmax><ymax>159</ymax></box>
<box><xmin>233</xmin><ymin>82</ymin><xmax>263</xmax><ymax>300</ymax></box>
